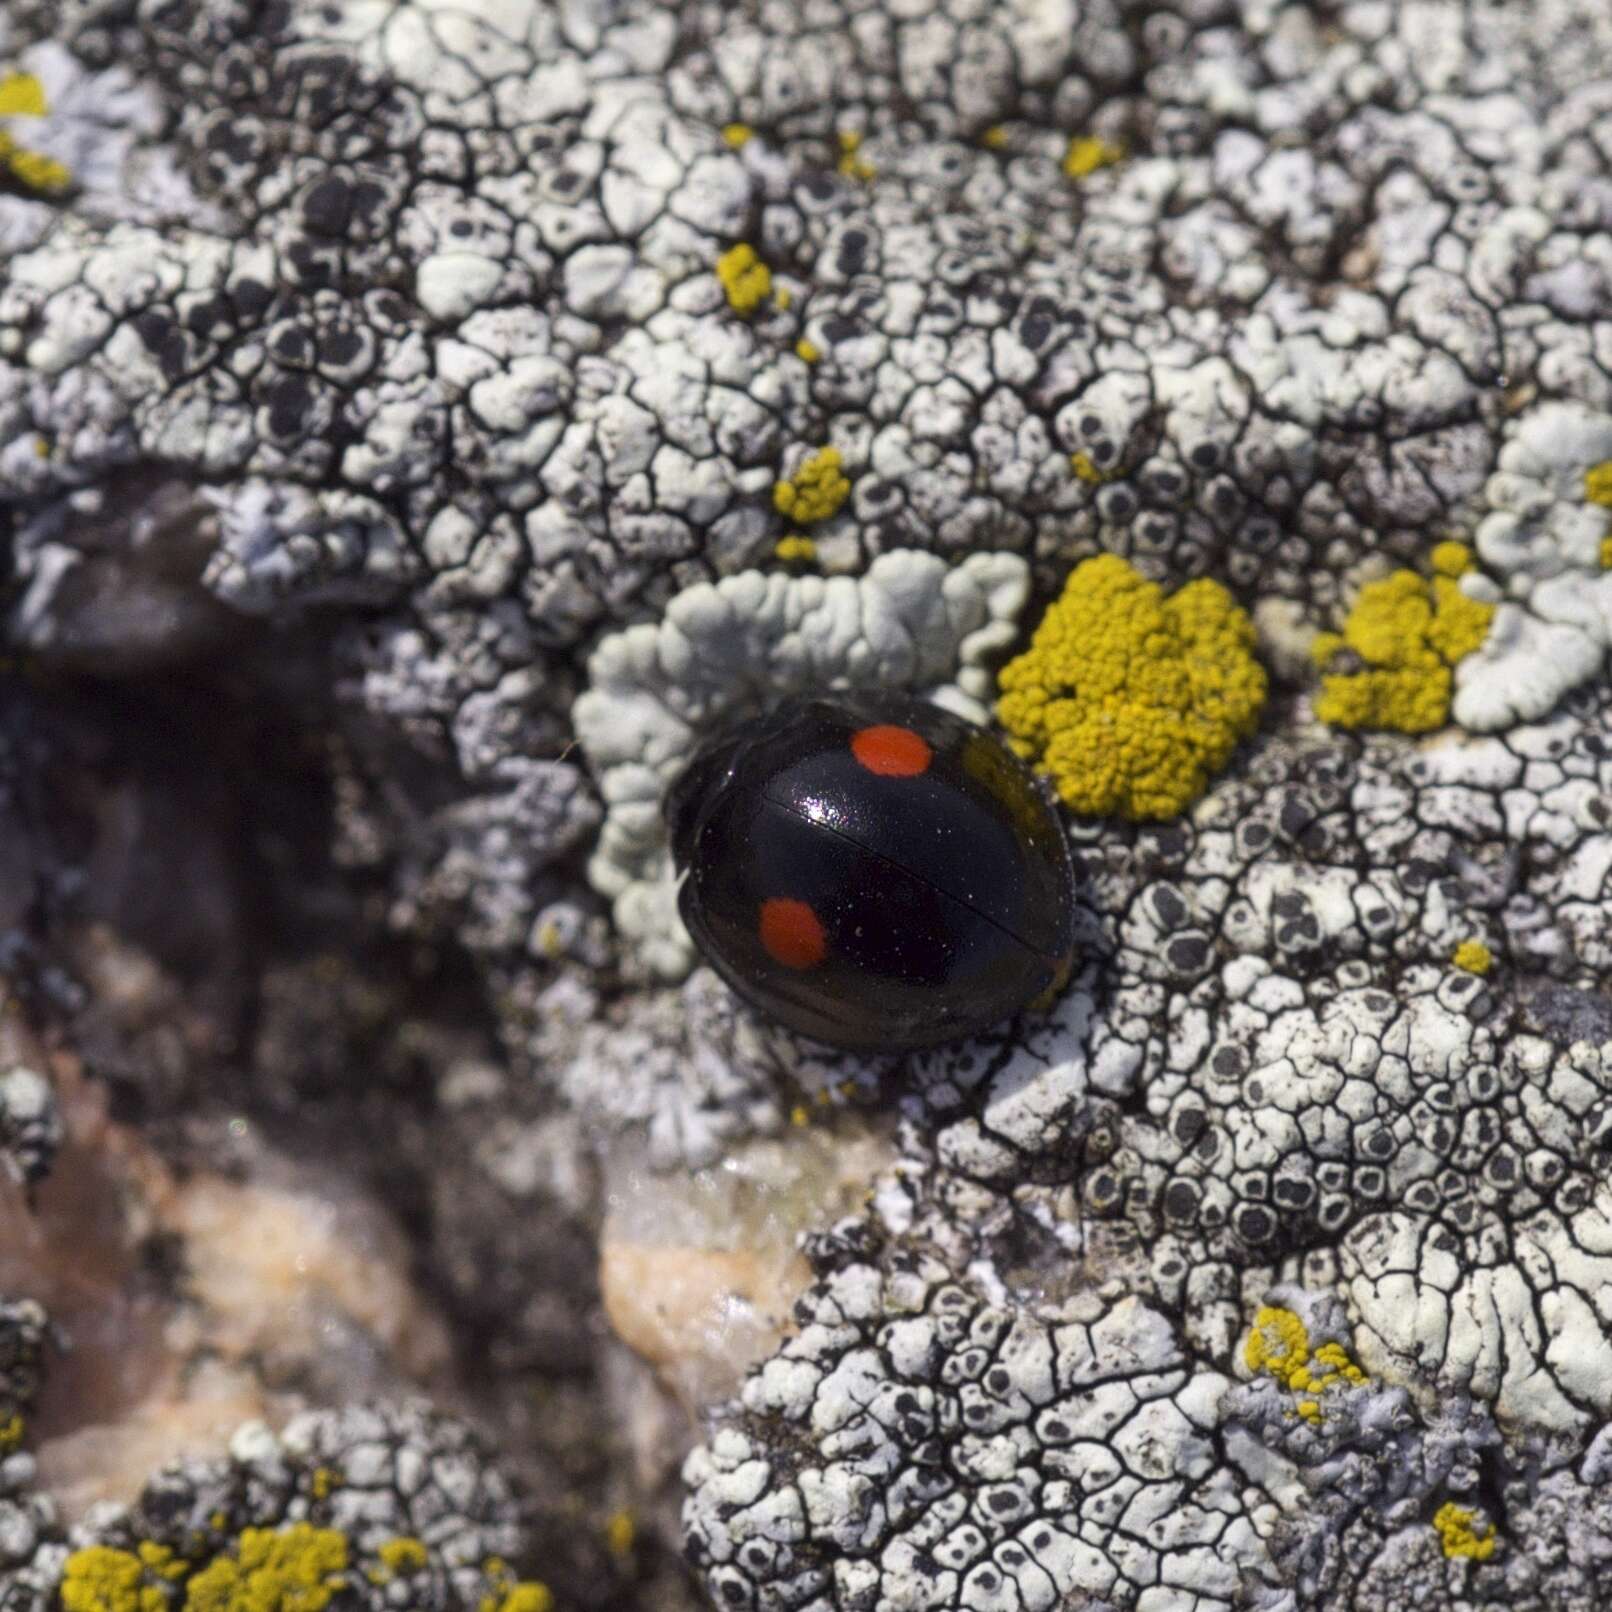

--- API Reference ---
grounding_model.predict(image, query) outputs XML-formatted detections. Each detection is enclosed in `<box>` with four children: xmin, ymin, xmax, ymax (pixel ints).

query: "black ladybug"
<box><xmin>666</xmin><ymin>691</ymin><xmax>1077</xmax><ymax>1052</ymax></box>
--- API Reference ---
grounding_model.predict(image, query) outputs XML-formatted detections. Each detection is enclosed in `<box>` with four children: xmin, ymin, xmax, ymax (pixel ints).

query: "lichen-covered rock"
<box><xmin>0</xmin><ymin>1298</ymin><xmax>50</xmax><ymax>1442</ymax></box>
<box><xmin>683</xmin><ymin>1241</ymin><xmax>1282</xmax><ymax>1612</ymax></box>
<box><xmin>1457</xmin><ymin>401</ymin><xmax>1612</xmax><ymax>730</ymax></box>
<box><xmin>9</xmin><ymin>1403</ymin><xmax>543</xmax><ymax>1612</ymax></box>
<box><xmin>4</xmin><ymin>0</ymin><xmax>1612</xmax><ymax>1609</ymax></box>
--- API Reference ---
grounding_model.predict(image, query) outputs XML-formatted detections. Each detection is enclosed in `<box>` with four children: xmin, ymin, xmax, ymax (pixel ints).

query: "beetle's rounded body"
<box><xmin>666</xmin><ymin>692</ymin><xmax>1077</xmax><ymax>1052</ymax></box>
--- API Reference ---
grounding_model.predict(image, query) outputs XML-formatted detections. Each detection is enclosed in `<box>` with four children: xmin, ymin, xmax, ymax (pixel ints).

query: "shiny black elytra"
<box><xmin>666</xmin><ymin>691</ymin><xmax>1077</xmax><ymax>1052</ymax></box>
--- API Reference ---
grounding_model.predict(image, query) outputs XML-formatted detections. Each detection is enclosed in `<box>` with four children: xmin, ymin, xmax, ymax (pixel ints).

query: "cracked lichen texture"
<box><xmin>682</xmin><ymin>1239</ymin><xmax>1280</xmax><ymax>1612</ymax></box>
<box><xmin>5</xmin><ymin>1</ymin><xmax>1612</xmax><ymax>1609</ymax></box>
<box><xmin>5</xmin><ymin>1402</ymin><xmax>540</xmax><ymax>1612</ymax></box>
<box><xmin>1</xmin><ymin>0</ymin><xmax>1607</xmax><ymax>668</ymax></box>
<box><xmin>1223</xmin><ymin>1286</ymin><xmax>1508</xmax><ymax>1600</ymax></box>
<box><xmin>1456</xmin><ymin>400</ymin><xmax>1612</xmax><ymax>730</ymax></box>
<box><xmin>949</xmin><ymin>695</ymin><xmax>1612</xmax><ymax>1432</ymax></box>
<box><xmin>4</xmin><ymin>0</ymin><xmax>1612</xmax><ymax>1020</ymax></box>
<box><xmin>572</xmin><ymin>548</ymin><xmax>1029</xmax><ymax>978</ymax></box>
<box><xmin>677</xmin><ymin>688</ymin><xmax>1612</xmax><ymax>1607</ymax></box>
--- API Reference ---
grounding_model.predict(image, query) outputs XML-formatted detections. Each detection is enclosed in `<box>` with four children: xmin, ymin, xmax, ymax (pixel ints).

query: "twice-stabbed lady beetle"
<box><xmin>666</xmin><ymin>691</ymin><xmax>1077</xmax><ymax>1052</ymax></box>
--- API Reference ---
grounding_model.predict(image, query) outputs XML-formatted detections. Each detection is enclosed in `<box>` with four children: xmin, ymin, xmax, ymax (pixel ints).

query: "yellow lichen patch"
<box><xmin>773</xmin><ymin>286</ymin><xmax>793</xmax><ymax>310</ymax></box>
<box><xmin>0</xmin><ymin>72</ymin><xmax>47</xmax><ymax>118</ymax></box>
<box><xmin>1600</xmin><ymin>535</ymin><xmax>1612</xmax><ymax>569</ymax></box>
<box><xmin>1584</xmin><ymin>459</ymin><xmax>1612</xmax><ymax>507</ymax></box>
<box><xmin>605</xmin><ymin>1509</ymin><xmax>636</xmax><ymax>1558</ymax></box>
<box><xmin>715</xmin><ymin>243</ymin><xmax>772</xmax><ymax>315</ymax></box>
<box><xmin>1069</xmin><ymin>451</ymin><xmax>1114</xmax><ymax>484</ymax></box>
<box><xmin>1311</xmin><ymin>1341</ymin><xmax>1367</xmax><ymax>1387</ymax></box>
<box><xmin>478</xmin><ymin>1562</ymin><xmax>555</xmax><ymax>1612</ymax></box>
<box><xmin>790</xmin><ymin>1104</ymin><xmax>810</xmax><ymax>1127</ymax></box>
<box><xmin>996</xmin><ymin>554</ymin><xmax>1266</xmax><ymax>821</ymax></box>
<box><xmin>836</xmin><ymin>130</ymin><xmax>875</xmax><ymax>181</ymax></box>
<box><xmin>773</xmin><ymin>445</ymin><xmax>850</xmax><ymax>524</ymax></box>
<box><xmin>1452</xmin><ymin>939</ymin><xmax>1493</xmax><ymax>974</ymax></box>
<box><xmin>1312</xmin><ymin>566</ymin><xmax>1495</xmax><ymax>734</ymax></box>
<box><xmin>139</xmin><ymin>1547</ymin><xmax>188</xmax><ymax>1583</ymax></box>
<box><xmin>1245</xmin><ymin>1305</ymin><xmax>1312</xmax><ymax>1386</ymax></box>
<box><xmin>982</xmin><ymin>125</ymin><xmax>1008</xmax><ymax>150</ymax></box>
<box><xmin>1429</xmin><ymin>540</ymin><xmax>1476</xmax><ymax>578</ymax></box>
<box><xmin>774</xmin><ymin>534</ymin><xmax>818</xmax><ymax>564</ymax></box>
<box><xmin>1244</xmin><ymin>1306</ymin><xmax>1369</xmax><ymax>1424</ymax></box>
<box><xmin>1063</xmin><ymin>135</ymin><xmax>1124</xmax><ymax>180</ymax></box>
<box><xmin>493</xmin><ymin>1590</ymin><xmax>554</xmax><ymax>1612</ymax></box>
<box><xmin>722</xmin><ymin>123</ymin><xmax>753</xmax><ymax>148</ymax></box>
<box><xmin>61</xmin><ymin>1547</ymin><xmax>172</xmax><ymax>1612</ymax></box>
<box><xmin>309</xmin><ymin>1467</ymin><xmax>340</xmax><ymax>1501</ymax></box>
<box><xmin>795</xmin><ymin>337</ymin><xmax>821</xmax><ymax>363</ymax></box>
<box><xmin>0</xmin><ymin>71</ymin><xmax>72</xmax><ymax>195</ymax></box>
<box><xmin>0</xmin><ymin>1412</ymin><xmax>23</xmax><ymax>1450</ymax></box>
<box><xmin>375</xmin><ymin>1538</ymin><xmax>429</xmax><ymax>1577</ymax></box>
<box><xmin>1432</xmin><ymin>1501</ymin><xmax>1498</xmax><ymax>1561</ymax></box>
<box><xmin>183</xmin><ymin>1525</ymin><xmax>348</xmax><ymax>1612</ymax></box>
<box><xmin>1426</xmin><ymin>576</ymin><xmax>1494</xmax><ymax>663</ymax></box>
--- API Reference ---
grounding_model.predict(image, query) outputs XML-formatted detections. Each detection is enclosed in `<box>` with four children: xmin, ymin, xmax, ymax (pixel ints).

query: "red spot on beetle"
<box><xmin>851</xmin><ymin>724</ymin><xmax>932</xmax><ymax>777</ymax></box>
<box><xmin>759</xmin><ymin>898</ymin><xmax>828</xmax><ymax>969</ymax></box>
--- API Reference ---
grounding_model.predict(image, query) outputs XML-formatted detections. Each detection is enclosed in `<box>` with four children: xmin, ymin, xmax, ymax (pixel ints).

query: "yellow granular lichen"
<box><xmin>1452</xmin><ymin>939</ymin><xmax>1493</xmax><ymax>974</ymax></box>
<box><xmin>0</xmin><ymin>71</ymin><xmax>72</xmax><ymax>195</ymax></box>
<box><xmin>1063</xmin><ymin>135</ymin><xmax>1124</xmax><ymax>179</ymax></box>
<box><xmin>1600</xmin><ymin>535</ymin><xmax>1612</xmax><ymax>569</ymax></box>
<box><xmin>773</xmin><ymin>445</ymin><xmax>849</xmax><ymax>524</ymax></box>
<box><xmin>0</xmin><ymin>72</ymin><xmax>47</xmax><ymax>118</ymax></box>
<box><xmin>1584</xmin><ymin>459</ymin><xmax>1612</xmax><ymax>507</ymax></box>
<box><xmin>1244</xmin><ymin>1306</ymin><xmax>1368</xmax><ymax>1425</ymax></box>
<box><xmin>0</xmin><ymin>1412</ymin><xmax>23</xmax><ymax>1450</ymax></box>
<box><xmin>982</xmin><ymin>126</ymin><xmax>1008</xmax><ymax>150</ymax></box>
<box><xmin>1312</xmin><ymin>565</ymin><xmax>1495</xmax><ymax>734</ymax></box>
<box><xmin>790</xmin><ymin>1104</ymin><xmax>810</xmax><ymax>1127</ymax></box>
<box><xmin>60</xmin><ymin>1547</ymin><xmax>171</xmax><ymax>1612</ymax></box>
<box><xmin>493</xmin><ymin>1590</ymin><xmax>553</xmax><ymax>1612</ymax></box>
<box><xmin>715</xmin><ymin>243</ymin><xmax>772</xmax><ymax>314</ymax></box>
<box><xmin>996</xmin><ymin>554</ymin><xmax>1266</xmax><ymax>821</ymax></box>
<box><xmin>1432</xmin><ymin>1501</ymin><xmax>1498</xmax><ymax>1561</ymax></box>
<box><xmin>139</xmin><ymin>1547</ymin><xmax>188</xmax><ymax>1584</ymax></box>
<box><xmin>478</xmin><ymin>1562</ymin><xmax>554</xmax><ymax>1612</ymax></box>
<box><xmin>308</xmin><ymin>1467</ymin><xmax>340</xmax><ymax>1501</ymax></box>
<box><xmin>605</xmin><ymin>1509</ymin><xmax>636</xmax><ymax>1557</ymax></box>
<box><xmin>774</xmin><ymin>534</ymin><xmax>818</xmax><ymax>564</ymax></box>
<box><xmin>722</xmin><ymin>123</ymin><xmax>752</xmax><ymax>148</ymax></box>
<box><xmin>1429</xmin><ymin>540</ymin><xmax>1477</xmax><ymax>578</ymax></box>
<box><xmin>1312</xmin><ymin>1341</ymin><xmax>1367</xmax><ymax>1387</ymax></box>
<box><xmin>375</xmin><ymin>1538</ymin><xmax>429</xmax><ymax>1576</ymax></box>
<box><xmin>1069</xmin><ymin>451</ymin><xmax>1113</xmax><ymax>484</ymax></box>
<box><xmin>183</xmin><ymin>1525</ymin><xmax>348</xmax><ymax>1612</ymax></box>
<box><xmin>1244</xmin><ymin>1305</ymin><xmax>1312</xmax><ymax>1386</ymax></box>
<box><xmin>836</xmin><ymin>130</ymin><xmax>875</xmax><ymax>181</ymax></box>
<box><xmin>795</xmin><ymin>337</ymin><xmax>821</xmax><ymax>363</ymax></box>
